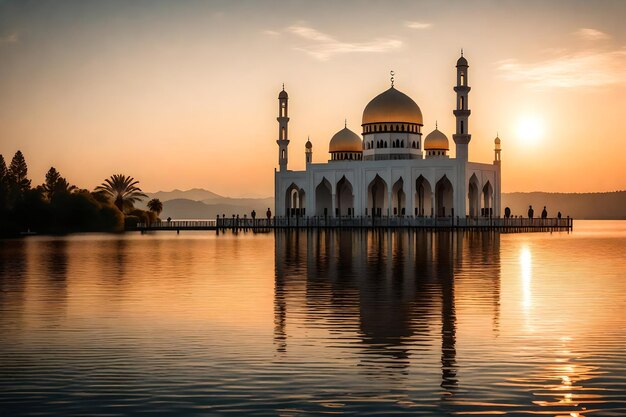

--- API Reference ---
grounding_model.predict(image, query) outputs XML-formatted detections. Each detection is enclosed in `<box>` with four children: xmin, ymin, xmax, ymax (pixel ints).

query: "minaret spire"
<box><xmin>453</xmin><ymin>51</ymin><xmax>471</xmax><ymax>161</ymax></box>
<box><xmin>276</xmin><ymin>86</ymin><xmax>290</xmax><ymax>171</ymax></box>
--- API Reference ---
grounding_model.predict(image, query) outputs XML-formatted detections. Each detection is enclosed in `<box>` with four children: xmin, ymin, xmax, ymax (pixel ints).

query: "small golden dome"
<box><xmin>424</xmin><ymin>128</ymin><xmax>449</xmax><ymax>150</ymax></box>
<box><xmin>362</xmin><ymin>87</ymin><xmax>423</xmax><ymax>126</ymax></box>
<box><xmin>329</xmin><ymin>127</ymin><xmax>362</xmax><ymax>153</ymax></box>
<box><xmin>278</xmin><ymin>89</ymin><xmax>288</xmax><ymax>99</ymax></box>
<box><xmin>305</xmin><ymin>138</ymin><xmax>313</xmax><ymax>149</ymax></box>
<box><xmin>494</xmin><ymin>136</ymin><xmax>501</xmax><ymax>144</ymax></box>
<box><xmin>457</xmin><ymin>55</ymin><xmax>468</xmax><ymax>67</ymax></box>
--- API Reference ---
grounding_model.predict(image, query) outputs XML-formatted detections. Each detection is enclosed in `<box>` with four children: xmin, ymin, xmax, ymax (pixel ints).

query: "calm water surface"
<box><xmin>0</xmin><ymin>221</ymin><xmax>625</xmax><ymax>416</ymax></box>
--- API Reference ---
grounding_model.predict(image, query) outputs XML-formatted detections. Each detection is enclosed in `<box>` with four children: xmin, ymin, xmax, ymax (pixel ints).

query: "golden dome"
<box><xmin>278</xmin><ymin>89</ymin><xmax>288</xmax><ymax>99</ymax></box>
<box><xmin>494</xmin><ymin>136</ymin><xmax>501</xmax><ymax>145</ymax></box>
<box><xmin>329</xmin><ymin>127</ymin><xmax>362</xmax><ymax>153</ymax></box>
<box><xmin>362</xmin><ymin>86</ymin><xmax>423</xmax><ymax>126</ymax></box>
<box><xmin>424</xmin><ymin>128</ymin><xmax>449</xmax><ymax>150</ymax></box>
<box><xmin>305</xmin><ymin>138</ymin><xmax>313</xmax><ymax>149</ymax></box>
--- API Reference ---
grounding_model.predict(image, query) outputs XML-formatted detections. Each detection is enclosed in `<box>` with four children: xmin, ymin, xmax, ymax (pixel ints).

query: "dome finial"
<box><xmin>282</xmin><ymin>83</ymin><xmax>284</xmax><ymax>91</ymax></box>
<box><xmin>390</xmin><ymin>70</ymin><xmax>395</xmax><ymax>87</ymax></box>
<box><xmin>345</xmin><ymin>118</ymin><xmax>347</xmax><ymax>128</ymax></box>
<box><xmin>461</xmin><ymin>48</ymin><xmax>463</xmax><ymax>57</ymax></box>
<box><xmin>436</xmin><ymin>120</ymin><xmax>438</xmax><ymax>130</ymax></box>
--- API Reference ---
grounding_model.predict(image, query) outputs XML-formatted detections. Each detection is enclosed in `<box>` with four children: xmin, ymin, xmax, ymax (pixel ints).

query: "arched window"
<box><xmin>384</xmin><ymin>141</ymin><xmax>388</xmax><ymax>148</ymax></box>
<box><xmin>281</xmin><ymin>149</ymin><xmax>285</xmax><ymax>159</ymax></box>
<box><xmin>460</xmin><ymin>72</ymin><xmax>465</xmax><ymax>85</ymax></box>
<box><xmin>401</xmin><ymin>140</ymin><xmax>404</xmax><ymax>147</ymax></box>
<box><xmin>460</xmin><ymin>96</ymin><xmax>464</xmax><ymax>109</ymax></box>
<box><xmin>461</xmin><ymin>120</ymin><xmax>464</xmax><ymax>134</ymax></box>
<box><xmin>281</xmin><ymin>127</ymin><xmax>285</xmax><ymax>140</ymax></box>
<box><xmin>396</xmin><ymin>124</ymin><xmax>399</xmax><ymax>131</ymax></box>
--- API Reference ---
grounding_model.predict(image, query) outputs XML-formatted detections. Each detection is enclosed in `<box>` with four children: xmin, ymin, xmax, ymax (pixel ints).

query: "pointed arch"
<box><xmin>415</xmin><ymin>175</ymin><xmax>433</xmax><ymax>217</ymax></box>
<box><xmin>336</xmin><ymin>176</ymin><xmax>354</xmax><ymax>217</ymax></box>
<box><xmin>391</xmin><ymin>177</ymin><xmax>406</xmax><ymax>216</ymax></box>
<box><xmin>285</xmin><ymin>183</ymin><xmax>303</xmax><ymax>217</ymax></box>
<box><xmin>315</xmin><ymin>178</ymin><xmax>332</xmax><ymax>216</ymax></box>
<box><xmin>482</xmin><ymin>181</ymin><xmax>494</xmax><ymax>217</ymax></box>
<box><xmin>468</xmin><ymin>174</ymin><xmax>480</xmax><ymax>218</ymax></box>
<box><xmin>435</xmin><ymin>175</ymin><xmax>454</xmax><ymax>217</ymax></box>
<box><xmin>367</xmin><ymin>175</ymin><xmax>388</xmax><ymax>217</ymax></box>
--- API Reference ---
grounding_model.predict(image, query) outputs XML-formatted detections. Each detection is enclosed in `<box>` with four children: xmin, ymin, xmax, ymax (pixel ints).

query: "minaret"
<box><xmin>305</xmin><ymin>136</ymin><xmax>312</xmax><ymax>164</ymax></box>
<box><xmin>494</xmin><ymin>134</ymin><xmax>501</xmax><ymax>164</ymax></box>
<box><xmin>453</xmin><ymin>50</ymin><xmax>471</xmax><ymax>161</ymax></box>
<box><xmin>277</xmin><ymin>85</ymin><xmax>290</xmax><ymax>171</ymax></box>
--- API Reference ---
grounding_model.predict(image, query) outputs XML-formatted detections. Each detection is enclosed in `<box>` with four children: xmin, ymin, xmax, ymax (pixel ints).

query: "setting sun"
<box><xmin>516</xmin><ymin>116</ymin><xmax>545</xmax><ymax>144</ymax></box>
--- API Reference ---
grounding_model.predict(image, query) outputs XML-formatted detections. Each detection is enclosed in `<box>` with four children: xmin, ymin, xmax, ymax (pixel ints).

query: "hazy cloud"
<box><xmin>0</xmin><ymin>33</ymin><xmax>18</xmax><ymax>44</ymax></box>
<box><xmin>497</xmin><ymin>48</ymin><xmax>626</xmax><ymax>89</ymax></box>
<box><xmin>262</xmin><ymin>30</ymin><xmax>280</xmax><ymax>36</ymax></box>
<box><xmin>498</xmin><ymin>28</ymin><xmax>625</xmax><ymax>89</ymax></box>
<box><xmin>286</xmin><ymin>24</ymin><xmax>402</xmax><ymax>61</ymax></box>
<box><xmin>405</xmin><ymin>21</ymin><xmax>432</xmax><ymax>30</ymax></box>
<box><xmin>575</xmin><ymin>28</ymin><xmax>610</xmax><ymax>41</ymax></box>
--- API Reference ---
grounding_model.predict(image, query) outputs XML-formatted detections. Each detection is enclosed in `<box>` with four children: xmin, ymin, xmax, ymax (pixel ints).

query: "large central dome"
<box><xmin>362</xmin><ymin>86</ymin><xmax>423</xmax><ymax>126</ymax></box>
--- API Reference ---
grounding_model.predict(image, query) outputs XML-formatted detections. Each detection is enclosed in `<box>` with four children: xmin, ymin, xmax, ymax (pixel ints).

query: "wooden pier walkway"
<box><xmin>129</xmin><ymin>216</ymin><xmax>573</xmax><ymax>233</ymax></box>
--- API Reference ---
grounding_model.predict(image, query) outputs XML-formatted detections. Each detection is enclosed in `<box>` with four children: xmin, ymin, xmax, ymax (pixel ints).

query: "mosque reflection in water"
<box><xmin>273</xmin><ymin>229</ymin><xmax>501</xmax><ymax>394</ymax></box>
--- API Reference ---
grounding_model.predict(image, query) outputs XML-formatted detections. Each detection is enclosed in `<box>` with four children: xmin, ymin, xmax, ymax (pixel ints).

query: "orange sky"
<box><xmin>0</xmin><ymin>0</ymin><xmax>625</xmax><ymax>196</ymax></box>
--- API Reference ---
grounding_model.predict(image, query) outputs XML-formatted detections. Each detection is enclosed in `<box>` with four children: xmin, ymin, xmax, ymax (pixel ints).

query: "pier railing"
<box><xmin>133</xmin><ymin>216</ymin><xmax>572</xmax><ymax>232</ymax></box>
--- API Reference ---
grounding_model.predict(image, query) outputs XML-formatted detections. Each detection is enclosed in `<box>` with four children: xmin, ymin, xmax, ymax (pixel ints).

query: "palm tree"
<box><xmin>147</xmin><ymin>198</ymin><xmax>163</xmax><ymax>216</ymax></box>
<box><xmin>95</xmin><ymin>174</ymin><xmax>147</xmax><ymax>212</ymax></box>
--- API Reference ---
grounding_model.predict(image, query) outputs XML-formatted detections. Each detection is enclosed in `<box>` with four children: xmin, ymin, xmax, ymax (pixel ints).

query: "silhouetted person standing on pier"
<box><xmin>541</xmin><ymin>206</ymin><xmax>547</xmax><ymax>219</ymax></box>
<box><xmin>528</xmin><ymin>205</ymin><xmax>534</xmax><ymax>219</ymax></box>
<box><xmin>558</xmin><ymin>211</ymin><xmax>562</xmax><ymax>219</ymax></box>
<box><xmin>266</xmin><ymin>208</ymin><xmax>272</xmax><ymax>225</ymax></box>
<box><xmin>504</xmin><ymin>207</ymin><xmax>511</xmax><ymax>218</ymax></box>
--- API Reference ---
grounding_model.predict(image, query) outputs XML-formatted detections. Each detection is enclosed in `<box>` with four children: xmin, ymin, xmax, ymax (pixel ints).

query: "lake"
<box><xmin>0</xmin><ymin>221</ymin><xmax>625</xmax><ymax>416</ymax></box>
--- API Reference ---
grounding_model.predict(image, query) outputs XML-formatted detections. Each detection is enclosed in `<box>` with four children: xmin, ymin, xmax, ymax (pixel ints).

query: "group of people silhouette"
<box><xmin>527</xmin><ymin>205</ymin><xmax>561</xmax><ymax>220</ymax></box>
<box><xmin>503</xmin><ymin>205</ymin><xmax>562</xmax><ymax>220</ymax></box>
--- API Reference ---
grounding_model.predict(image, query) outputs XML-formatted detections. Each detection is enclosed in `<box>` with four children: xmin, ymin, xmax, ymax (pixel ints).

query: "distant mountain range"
<box><xmin>502</xmin><ymin>191</ymin><xmax>626</xmax><ymax>220</ymax></box>
<box><xmin>140</xmin><ymin>189</ymin><xmax>274</xmax><ymax>219</ymax></box>
<box><xmin>140</xmin><ymin>189</ymin><xmax>626</xmax><ymax>220</ymax></box>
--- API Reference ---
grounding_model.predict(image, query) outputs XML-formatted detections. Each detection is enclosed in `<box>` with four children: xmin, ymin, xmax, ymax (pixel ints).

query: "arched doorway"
<box><xmin>468</xmin><ymin>174</ymin><xmax>480</xmax><ymax>218</ymax></box>
<box><xmin>285</xmin><ymin>183</ymin><xmax>302</xmax><ymax>217</ymax></box>
<box><xmin>482</xmin><ymin>181</ymin><xmax>493</xmax><ymax>217</ymax></box>
<box><xmin>367</xmin><ymin>175</ymin><xmax>388</xmax><ymax>217</ymax></box>
<box><xmin>435</xmin><ymin>175</ymin><xmax>454</xmax><ymax>217</ymax></box>
<box><xmin>336</xmin><ymin>176</ymin><xmax>354</xmax><ymax>217</ymax></box>
<box><xmin>415</xmin><ymin>175</ymin><xmax>433</xmax><ymax>217</ymax></box>
<box><xmin>391</xmin><ymin>178</ymin><xmax>406</xmax><ymax>216</ymax></box>
<box><xmin>315</xmin><ymin>178</ymin><xmax>332</xmax><ymax>217</ymax></box>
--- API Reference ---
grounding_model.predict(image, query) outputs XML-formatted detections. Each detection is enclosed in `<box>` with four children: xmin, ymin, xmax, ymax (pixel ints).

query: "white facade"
<box><xmin>275</xmin><ymin>53</ymin><xmax>502</xmax><ymax>219</ymax></box>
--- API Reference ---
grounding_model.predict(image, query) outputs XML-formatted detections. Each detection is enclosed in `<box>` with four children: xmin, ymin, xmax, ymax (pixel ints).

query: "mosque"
<box><xmin>274</xmin><ymin>52</ymin><xmax>502</xmax><ymax>220</ymax></box>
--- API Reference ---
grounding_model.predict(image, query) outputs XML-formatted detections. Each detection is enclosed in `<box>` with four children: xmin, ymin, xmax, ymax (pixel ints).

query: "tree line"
<box><xmin>0</xmin><ymin>150</ymin><xmax>163</xmax><ymax>236</ymax></box>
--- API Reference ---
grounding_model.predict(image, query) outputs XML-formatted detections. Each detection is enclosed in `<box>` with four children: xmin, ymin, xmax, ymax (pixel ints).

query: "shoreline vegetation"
<box><xmin>0</xmin><ymin>151</ymin><xmax>162</xmax><ymax>237</ymax></box>
<box><xmin>1</xmin><ymin>150</ymin><xmax>623</xmax><ymax>237</ymax></box>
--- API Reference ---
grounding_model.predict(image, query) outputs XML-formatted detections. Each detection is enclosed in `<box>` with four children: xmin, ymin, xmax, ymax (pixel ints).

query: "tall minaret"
<box><xmin>494</xmin><ymin>134</ymin><xmax>501</xmax><ymax>164</ymax></box>
<box><xmin>277</xmin><ymin>85</ymin><xmax>290</xmax><ymax>171</ymax></box>
<box><xmin>305</xmin><ymin>136</ymin><xmax>312</xmax><ymax>164</ymax></box>
<box><xmin>453</xmin><ymin>50</ymin><xmax>471</xmax><ymax>161</ymax></box>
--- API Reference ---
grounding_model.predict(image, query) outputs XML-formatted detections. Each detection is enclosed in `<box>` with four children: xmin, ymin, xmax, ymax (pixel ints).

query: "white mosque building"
<box><xmin>274</xmin><ymin>53</ymin><xmax>502</xmax><ymax>220</ymax></box>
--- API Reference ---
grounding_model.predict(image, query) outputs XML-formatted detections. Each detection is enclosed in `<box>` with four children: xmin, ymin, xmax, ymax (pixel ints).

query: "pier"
<box><xmin>131</xmin><ymin>216</ymin><xmax>573</xmax><ymax>233</ymax></box>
